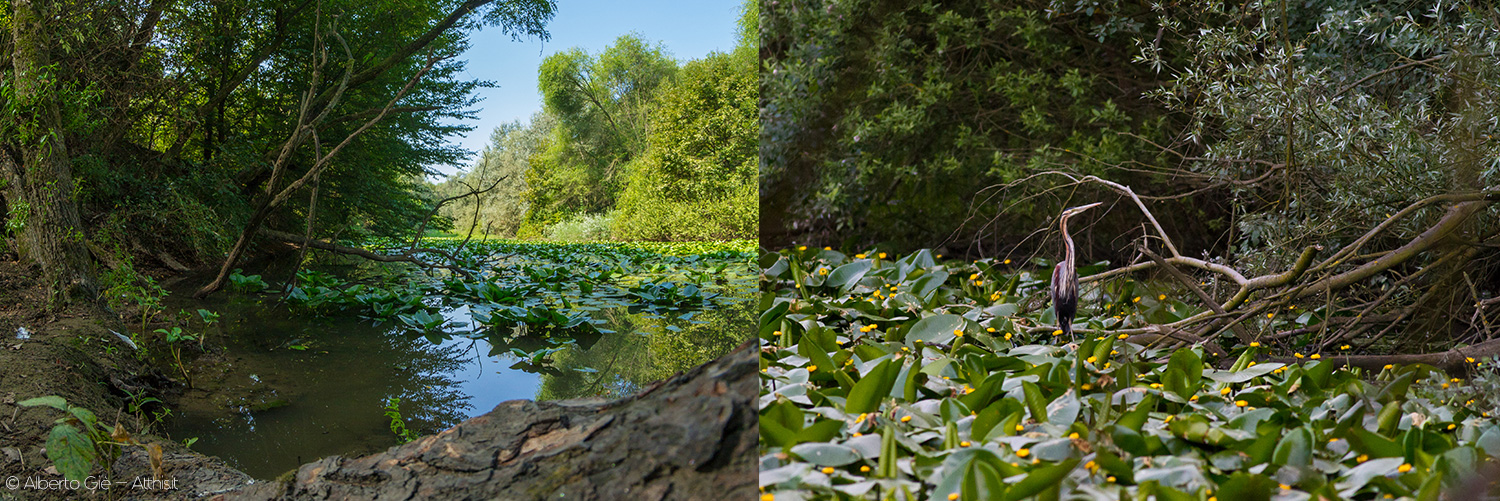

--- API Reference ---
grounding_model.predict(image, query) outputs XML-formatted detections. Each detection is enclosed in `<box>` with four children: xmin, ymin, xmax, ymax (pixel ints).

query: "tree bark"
<box><xmin>218</xmin><ymin>339</ymin><xmax>757</xmax><ymax>500</ymax></box>
<box><xmin>4</xmin><ymin>0</ymin><xmax>99</xmax><ymax>308</ymax></box>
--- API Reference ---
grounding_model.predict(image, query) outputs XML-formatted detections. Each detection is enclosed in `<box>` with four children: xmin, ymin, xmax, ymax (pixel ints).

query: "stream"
<box><xmin>154</xmin><ymin>242</ymin><xmax>754</xmax><ymax>479</ymax></box>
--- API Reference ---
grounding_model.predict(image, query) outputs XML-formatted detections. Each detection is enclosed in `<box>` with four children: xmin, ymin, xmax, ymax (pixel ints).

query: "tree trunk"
<box><xmin>5</xmin><ymin>0</ymin><xmax>99</xmax><ymax>308</ymax></box>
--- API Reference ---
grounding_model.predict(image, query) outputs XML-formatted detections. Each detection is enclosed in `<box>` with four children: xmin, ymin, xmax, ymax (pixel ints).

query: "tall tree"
<box><xmin>520</xmin><ymin>34</ymin><xmax>676</xmax><ymax>235</ymax></box>
<box><xmin>2</xmin><ymin>0</ymin><xmax>99</xmax><ymax>307</ymax></box>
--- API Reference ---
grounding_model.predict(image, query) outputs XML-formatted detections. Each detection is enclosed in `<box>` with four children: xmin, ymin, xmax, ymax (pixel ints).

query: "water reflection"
<box><xmin>158</xmin><ymin>256</ymin><xmax>753</xmax><ymax>480</ymax></box>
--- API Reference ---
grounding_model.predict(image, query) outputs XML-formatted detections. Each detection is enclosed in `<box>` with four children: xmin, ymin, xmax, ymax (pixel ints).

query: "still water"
<box><xmin>158</xmin><ymin>256</ymin><xmax>752</xmax><ymax>479</ymax></box>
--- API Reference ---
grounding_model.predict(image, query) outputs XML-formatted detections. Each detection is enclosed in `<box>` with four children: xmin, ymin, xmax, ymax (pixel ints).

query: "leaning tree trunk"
<box><xmin>3</xmin><ymin>0</ymin><xmax>99</xmax><ymax>307</ymax></box>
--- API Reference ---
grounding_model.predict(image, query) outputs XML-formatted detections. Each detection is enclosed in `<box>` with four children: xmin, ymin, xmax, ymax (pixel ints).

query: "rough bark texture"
<box><xmin>216</xmin><ymin>339</ymin><xmax>756</xmax><ymax>501</ymax></box>
<box><xmin>5</xmin><ymin>0</ymin><xmax>99</xmax><ymax>307</ymax></box>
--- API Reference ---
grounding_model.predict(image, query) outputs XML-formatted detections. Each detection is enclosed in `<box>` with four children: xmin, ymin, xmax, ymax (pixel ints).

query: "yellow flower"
<box><xmin>1249</xmin><ymin>342</ymin><xmax>1260</xmax><ymax>347</ymax></box>
<box><xmin>1340</xmin><ymin>344</ymin><xmax>1350</xmax><ymax>350</ymax></box>
<box><xmin>821</xmin><ymin>467</ymin><xmax>835</xmax><ymax>474</ymax></box>
<box><xmin>1003</xmin><ymin>259</ymin><xmax>1011</xmax><ymax>265</ymax></box>
<box><xmin>968</xmin><ymin>273</ymin><xmax>979</xmax><ymax>280</ymax></box>
<box><xmin>986</xmin><ymin>327</ymin><xmax>996</xmax><ymax>332</ymax></box>
<box><xmin>773</xmin><ymin>330</ymin><xmax>783</xmax><ymax>336</ymax></box>
<box><xmin>1442</xmin><ymin>383</ymin><xmax>1450</xmax><ymax>389</ymax></box>
<box><xmin>1398</xmin><ymin>463</ymin><xmax>1412</xmax><ymax>473</ymax></box>
<box><xmin>1235</xmin><ymin>400</ymin><xmax>1248</xmax><ymax>407</ymax></box>
<box><xmin>947</xmin><ymin>494</ymin><xmax>959</xmax><ymax>501</ymax></box>
<box><xmin>1467</xmin><ymin>357</ymin><xmax>1476</xmax><ymax>363</ymax></box>
<box><xmin>1383</xmin><ymin>364</ymin><xmax>1394</xmax><ymax>370</ymax></box>
<box><xmin>1357</xmin><ymin>454</ymin><xmax>1368</xmax><ymax>463</ymax></box>
<box><xmin>1189</xmin><ymin>395</ymin><xmax>1199</xmax><ymax>401</ymax></box>
<box><xmin>1118</xmin><ymin>333</ymin><xmax>1129</xmax><ymax>340</ymax></box>
<box><xmin>855</xmin><ymin>253</ymin><xmax>866</xmax><ymax>259</ymax></box>
<box><xmin>761</xmin><ymin>494</ymin><xmax>774</xmax><ymax>501</ymax></box>
<box><xmin>1016</xmin><ymin>448</ymin><xmax>1030</xmax><ymax>458</ymax></box>
<box><xmin>1004</xmin><ymin>332</ymin><xmax>1012</xmax><ymax>340</ymax></box>
<box><xmin>1279</xmin><ymin>484</ymin><xmax>1290</xmax><ymax>490</ymax></box>
<box><xmin>1294</xmin><ymin>353</ymin><xmax>1304</xmax><ymax>359</ymax></box>
<box><xmin>1052</xmin><ymin>329</ymin><xmax>1064</xmax><ymax>336</ymax></box>
<box><xmin>953</xmin><ymin>330</ymin><xmax>964</xmax><ymax>338</ymax></box>
<box><xmin>1220</xmin><ymin>387</ymin><xmax>1232</xmax><ymax>395</ymax></box>
<box><xmin>824</xmin><ymin>246</ymin><xmax>832</xmax><ymax>251</ymax></box>
<box><xmin>808</xmin><ymin>365</ymin><xmax>818</xmax><ymax>372</ymax></box>
<box><xmin>860</xmin><ymin>465</ymin><xmax>870</xmax><ymax>472</ymax></box>
<box><xmin>1068</xmin><ymin>432</ymin><xmax>1080</xmax><ymax>439</ymax></box>
<box><xmin>1015</xmin><ymin>424</ymin><xmax>1025</xmax><ymax>431</ymax></box>
<box><xmin>901</xmin><ymin>415</ymin><xmax>912</xmax><ymax>423</ymax></box>
<box><xmin>878</xmin><ymin>252</ymin><xmax>887</xmax><ymax>259</ymax></box>
<box><xmin>1448</xmin><ymin>423</ymin><xmax>1456</xmax><ymax>430</ymax></box>
<box><xmin>852</xmin><ymin>432</ymin><xmax>862</xmax><ymax>437</ymax></box>
<box><xmin>960</xmin><ymin>441</ymin><xmax>970</xmax><ymax>447</ymax></box>
<box><xmin>797</xmin><ymin>245</ymin><xmax>807</xmax><ymax>251</ymax></box>
<box><xmin>1132</xmin><ymin>297</ymin><xmax>1141</xmax><ymax>303</ymax></box>
<box><xmin>1106</xmin><ymin>476</ymin><xmax>1116</xmax><ymax>483</ymax></box>
<box><xmin>1266</xmin><ymin>313</ymin><xmax>1274</xmax><ymax>319</ymax></box>
<box><xmin>1080</xmin><ymin>383</ymin><xmax>1092</xmax><ymax>391</ymax></box>
<box><xmin>1311</xmin><ymin>354</ymin><xmax>1321</xmax><ymax>360</ymax></box>
<box><xmin>1158</xmin><ymin>294</ymin><xmax>1166</xmax><ymax>300</ymax></box>
<box><xmin>1087</xmin><ymin>356</ymin><xmax>1097</xmax><ymax>364</ymax></box>
<box><xmin>964</xmin><ymin>386</ymin><xmax>975</xmax><ymax>394</ymax></box>
<box><xmin>819</xmin><ymin>268</ymin><xmax>829</xmax><ymax>275</ymax></box>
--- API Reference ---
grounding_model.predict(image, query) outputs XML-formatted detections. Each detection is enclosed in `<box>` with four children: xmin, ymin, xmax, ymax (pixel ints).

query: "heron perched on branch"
<box><xmin>1051</xmin><ymin>202</ymin><xmax>1102</xmax><ymax>338</ymax></box>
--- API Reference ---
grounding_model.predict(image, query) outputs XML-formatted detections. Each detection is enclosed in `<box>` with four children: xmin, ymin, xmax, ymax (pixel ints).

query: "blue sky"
<box><xmin>435</xmin><ymin>0</ymin><xmax>744</xmax><ymax>179</ymax></box>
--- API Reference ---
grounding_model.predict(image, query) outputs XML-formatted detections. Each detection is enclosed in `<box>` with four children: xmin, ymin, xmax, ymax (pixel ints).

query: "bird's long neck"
<box><xmin>1061</xmin><ymin>217</ymin><xmax>1075</xmax><ymax>268</ymax></box>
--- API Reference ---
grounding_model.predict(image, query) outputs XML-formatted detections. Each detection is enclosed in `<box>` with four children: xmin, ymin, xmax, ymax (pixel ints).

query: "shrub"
<box><xmin>544</xmin><ymin>211</ymin><xmax>615</xmax><ymax>242</ymax></box>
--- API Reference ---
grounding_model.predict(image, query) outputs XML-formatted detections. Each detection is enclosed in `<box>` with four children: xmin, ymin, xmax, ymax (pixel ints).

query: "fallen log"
<box><xmin>215</xmin><ymin>339</ymin><xmax>756</xmax><ymax>501</ymax></box>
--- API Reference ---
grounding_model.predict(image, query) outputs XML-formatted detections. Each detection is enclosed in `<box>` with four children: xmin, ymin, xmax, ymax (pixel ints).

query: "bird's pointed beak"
<box><xmin>1072</xmin><ymin>202</ymin><xmax>1104</xmax><ymax>212</ymax></box>
<box><xmin>1063</xmin><ymin>202</ymin><xmax>1103</xmax><ymax>218</ymax></box>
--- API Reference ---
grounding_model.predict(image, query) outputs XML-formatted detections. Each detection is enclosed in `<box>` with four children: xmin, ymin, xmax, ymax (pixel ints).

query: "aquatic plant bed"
<box><xmin>166</xmin><ymin>239</ymin><xmax>755</xmax><ymax>478</ymax></box>
<box><xmin>758</xmin><ymin>248</ymin><xmax>1500</xmax><ymax>500</ymax></box>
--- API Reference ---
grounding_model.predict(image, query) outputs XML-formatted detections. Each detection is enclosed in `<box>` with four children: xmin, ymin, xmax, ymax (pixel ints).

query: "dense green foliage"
<box><xmin>229</xmin><ymin>237</ymin><xmax>755</xmax><ymax>384</ymax></box>
<box><xmin>761</xmin><ymin>0</ymin><xmax>1180</xmax><ymax>250</ymax></box>
<box><xmin>438</xmin><ymin>0</ymin><xmax>758</xmax><ymax>242</ymax></box>
<box><xmin>0</xmin><ymin>0</ymin><xmax>557</xmax><ymax>304</ymax></box>
<box><xmin>760</xmin><ymin>0</ymin><xmax>1498</xmax><ymax>262</ymax></box>
<box><xmin>760</xmin><ymin>248</ymin><xmax>1500</xmax><ymax>500</ymax></box>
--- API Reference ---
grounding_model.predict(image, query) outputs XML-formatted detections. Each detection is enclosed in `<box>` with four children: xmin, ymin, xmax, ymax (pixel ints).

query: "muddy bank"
<box><xmin>0</xmin><ymin>263</ymin><xmax>253</xmax><ymax>500</ymax></box>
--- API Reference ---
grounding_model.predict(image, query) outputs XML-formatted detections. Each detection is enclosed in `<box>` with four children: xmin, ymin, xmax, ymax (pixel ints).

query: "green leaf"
<box><xmin>1045</xmin><ymin>390</ymin><xmax>1080</xmax><ymax>427</ymax></box>
<box><xmin>1002</xmin><ymin>458</ymin><xmax>1079</xmax><ymax>501</ymax></box>
<box><xmin>1021</xmin><ymin>381</ymin><xmax>1048</xmax><ymax>423</ymax></box>
<box><xmin>1163</xmin><ymin>348</ymin><xmax>1203</xmax><ymax>400</ymax></box>
<box><xmin>910</xmin><ymin>271</ymin><xmax>949</xmax><ymax>303</ymax></box>
<box><xmin>45</xmin><ymin>424</ymin><xmax>96</xmax><ymax>482</ymax></box>
<box><xmin>1203</xmin><ymin>362</ymin><xmax>1284</xmax><ymax>383</ymax></box>
<box><xmin>826</xmin><ymin>260</ymin><xmax>873</xmax><ymax>292</ymax></box>
<box><xmin>18</xmin><ymin>396</ymin><xmax>68</xmax><ymax>411</ymax></box>
<box><xmin>845</xmin><ymin>358</ymin><xmax>900</xmax><ymax>415</ymax></box>
<box><xmin>790</xmin><ymin>442</ymin><xmax>860</xmax><ymax>466</ymax></box>
<box><xmin>1216</xmin><ymin>473</ymin><xmax>1276</xmax><ymax>501</ymax></box>
<box><xmin>905</xmin><ymin>314</ymin><xmax>964</xmax><ymax>345</ymax></box>
<box><xmin>1273</xmin><ymin>426</ymin><xmax>1313</xmax><ymax>467</ymax></box>
<box><xmin>933</xmin><ymin>449</ymin><xmax>1012</xmax><ymax>501</ymax></box>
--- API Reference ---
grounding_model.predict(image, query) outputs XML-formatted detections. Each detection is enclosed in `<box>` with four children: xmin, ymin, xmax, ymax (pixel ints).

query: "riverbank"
<box><xmin>0</xmin><ymin>253</ymin><xmax>754</xmax><ymax>500</ymax></box>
